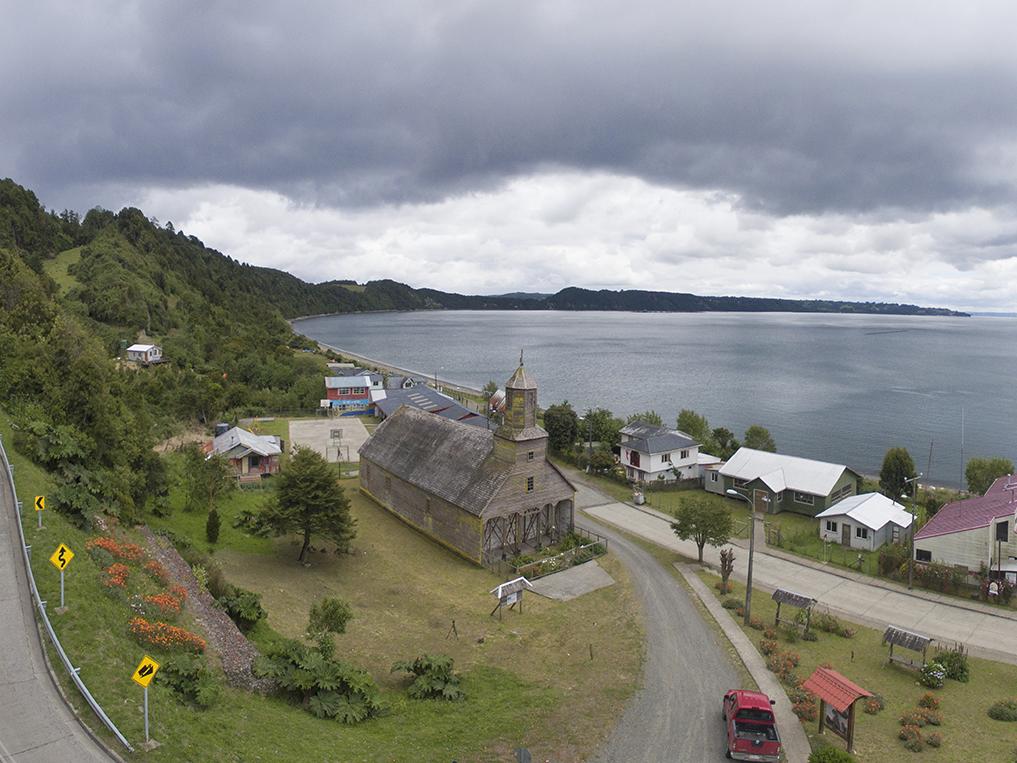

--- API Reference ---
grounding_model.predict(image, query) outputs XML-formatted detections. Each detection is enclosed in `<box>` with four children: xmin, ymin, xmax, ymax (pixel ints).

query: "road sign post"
<box><xmin>132</xmin><ymin>656</ymin><xmax>160</xmax><ymax>746</ymax></box>
<box><xmin>35</xmin><ymin>495</ymin><xmax>45</xmax><ymax>528</ymax></box>
<box><xmin>48</xmin><ymin>543</ymin><xmax>74</xmax><ymax>613</ymax></box>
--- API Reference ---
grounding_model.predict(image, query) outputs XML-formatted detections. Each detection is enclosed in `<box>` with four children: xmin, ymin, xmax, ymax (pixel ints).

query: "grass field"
<box><xmin>2</xmin><ymin>417</ymin><xmax>643</xmax><ymax>761</ymax></box>
<box><xmin>697</xmin><ymin>568</ymin><xmax>1017</xmax><ymax>762</ymax></box>
<box><xmin>42</xmin><ymin>246</ymin><xmax>82</xmax><ymax>293</ymax></box>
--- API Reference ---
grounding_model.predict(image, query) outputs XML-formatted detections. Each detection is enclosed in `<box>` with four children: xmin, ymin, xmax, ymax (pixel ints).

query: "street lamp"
<box><xmin>902</xmin><ymin>473</ymin><xmax>923</xmax><ymax>590</ymax></box>
<box><xmin>727</xmin><ymin>488</ymin><xmax>769</xmax><ymax>625</ymax></box>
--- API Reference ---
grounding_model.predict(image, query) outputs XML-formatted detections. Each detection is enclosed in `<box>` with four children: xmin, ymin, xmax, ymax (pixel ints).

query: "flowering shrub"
<box><xmin>86</xmin><ymin>536</ymin><xmax>145</xmax><ymax>562</ymax></box>
<box><xmin>170</xmin><ymin>584</ymin><xmax>188</xmax><ymax>603</ymax></box>
<box><xmin>129</xmin><ymin>617</ymin><xmax>206</xmax><ymax>652</ymax></box>
<box><xmin>918</xmin><ymin>692</ymin><xmax>940</xmax><ymax>710</ymax></box>
<box><xmin>919</xmin><ymin>662</ymin><xmax>946</xmax><ymax>689</ymax></box>
<box><xmin>926</xmin><ymin>731</ymin><xmax>942</xmax><ymax>748</ymax></box>
<box><xmin>919</xmin><ymin>708</ymin><xmax>942</xmax><ymax>726</ymax></box>
<box><xmin>144</xmin><ymin>560</ymin><xmax>169</xmax><ymax>584</ymax></box>
<box><xmin>144</xmin><ymin>593</ymin><xmax>183</xmax><ymax>617</ymax></box>
<box><xmin>863</xmin><ymin>695</ymin><xmax>885</xmax><ymax>715</ymax></box>
<box><xmin>763</xmin><ymin>627</ymin><xmax>777</xmax><ymax>640</ymax></box>
<box><xmin>748</xmin><ymin>616</ymin><xmax>765</xmax><ymax>631</ymax></box>
<box><xmin>759</xmin><ymin>639</ymin><xmax>778</xmax><ymax>656</ymax></box>
<box><xmin>899</xmin><ymin>710</ymin><xmax>926</xmax><ymax>728</ymax></box>
<box><xmin>103</xmin><ymin>563</ymin><xmax>130</xmax><ymax>588</ymax></box>
<box><xmin>899</xmin><ymin>724</ymin><xmax>923</xmax><ymax>752</ymax></box>
<box><xmin>787</xmin><ymin>687</ymin><xmax>817</xmax><ymax>721</ymax></box>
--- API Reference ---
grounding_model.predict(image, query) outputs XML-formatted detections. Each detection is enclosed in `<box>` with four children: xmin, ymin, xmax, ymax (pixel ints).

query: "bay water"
<box><xmin>294</xmin><ymin>310</ymin><xmax>1017</xmax><ymax>487</ymax></box>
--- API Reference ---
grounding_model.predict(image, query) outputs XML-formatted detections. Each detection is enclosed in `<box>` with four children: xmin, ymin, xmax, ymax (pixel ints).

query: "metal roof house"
<box><xmin>815</xmin><ymin>493</ymin><xmax>913</xmax><ymax>551</ymax></box>
<box><xmin>719</xmin><ymin>448</ymin><xmax>861</xmax><ymax>515</ymax></box>
<box><xmin>619</xmin><ymin>422</ymin><xmax>699</xmax><ymax>483</ymax></box>
<box><xmin>126</xmin><ymin>343</ymin><xmax>163</xmax><ymax>364</ymax></box>
<box><xmin>208</xmin><ymin>426</ymin><xmax>282</xmax><ymax>479</ymax></box>
<box><xmin>914</xmin><ymin>475</ymin><xmax>1017</xmax><ymax>580</ymax></box>
<box><xmin>374</xmin><ymin>387</ymin><xmax>488</xmax><ymax>428</ymax></box>
<box><xmin>359</xmin><ymin>359</ymin><xmax>575</xmax><ymax>566</ymax></box>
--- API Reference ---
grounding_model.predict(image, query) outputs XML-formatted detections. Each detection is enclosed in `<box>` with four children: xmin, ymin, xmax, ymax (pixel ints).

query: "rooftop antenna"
<box><xmin>519</xmin><ymin>348</ymin><xmax>524</xmax><ymax>366</ymax></box>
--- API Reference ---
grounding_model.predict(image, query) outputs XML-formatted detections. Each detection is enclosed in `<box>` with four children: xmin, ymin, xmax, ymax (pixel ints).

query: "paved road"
<box><xmin>0</xmin><ymin>447</ymin><xmax>113</xmax><ymax>762</ymax></box>
<box><xmin>572</xmin><ymin>482</ymin><xmax>741</xmax><ymax>763</ymax></box>
<box><xmin>586</xmin><ymin>499</ymin><xmax>1017</xmax><ymax>666</ymax></box>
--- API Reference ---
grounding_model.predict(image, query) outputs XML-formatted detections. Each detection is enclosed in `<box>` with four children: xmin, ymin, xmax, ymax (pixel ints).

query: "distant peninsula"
<box><xmin>296</xmin><ymin>283</ymin><xmax>970</xmax><ymax>318</ymax></box>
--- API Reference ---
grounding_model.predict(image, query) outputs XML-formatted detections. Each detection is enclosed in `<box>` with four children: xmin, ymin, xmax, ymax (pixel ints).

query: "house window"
<box><xmin>680</xmin><ymin>449</ymin><xmax>689</xmax><ymax>459</ymax></box>
<box><xmin>710</xmin><ymin>472</ymin><xmax>719</xmax><ymax>483</ymax></box>
<box><xmin>661</xmin><ymin>454</ymin><xmax>671</xmax><ymax>464</ymax></box>
<box><xmin>855</xmin><ymin>526</ymin><xmax>869</xmax><ymax>540</ymax></box>
<box><xmin>630</xmin><ymin>451</ymin><xmax>641</xmax><ymax>467</ymax></box>
<box><xmin>249</xmin><ymin>455</ymin><xmax>261</xmax><ymax>468</ymax></box>
<box><xmin>826</xmin><ymin>521</ymin><xmax>838</xmax><ymax>532</ymax></box>
<box><xmin>793</xmin><ymin>492</ymin><xmax>814</xmax><ymax>506</ymax></box>
<box><xmin>916</xmin><ymin>549</ymin><xmax>932</xmax><ymax>562</ymax></box>
<box><xmin>734</xmin><ymin>478</ymin><xmax>749</xmax><ymax>487</ymax></box>
<box><xmin>831</xmin><ymin>484</ymin><xmax>853</xmax><ymax>503</ymax></box>
<box><xmin>384</xmin><ymin>476</ymin><xmax>391</xmax><ymax>493</ymax></box>
<box><xmin>775</xmin><ymin>492</ymin><xmax>784</xmax><ymax>503</ymax></box>
<box><xmin>526</xmin><ymin>476</ymin><xmax>534</xmax><ymax>492</ymax></box>
<box><xmin>997</xmin><ymin>522</ymin><xmax>1009</xmax><ymax>542</ymax></box>
<box><xmin>527</xmin><ymin>451</ymin><xmax>534</xmax><ymax>461</ymax></box>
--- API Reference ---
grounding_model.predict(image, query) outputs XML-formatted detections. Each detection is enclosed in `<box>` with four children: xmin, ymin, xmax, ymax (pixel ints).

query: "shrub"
<box><xmin>899</xmin><ymin>710</ymin><xmax>926</xmax><ymax>728</ymax></box>
<box><xmin>86</xmin><ymin>544</ymin><xmax>115</xmax><ymax>569</ymax></box>
<box><xmin>255</xmin><ymin>639</ymin><xmax>383</xmax><ymax>722</ymax></box>
<box><xmin>899</xmin><ymin>724</ymin><xmax>923</xmax><ymax>752</ymax></box>
<box><xmin>391</xmin><ymin>654</ymin><xmax>465</xmax><ymax>701</ymax></box>
<box><xmin>735</xmin><ymin>606</ymin><xmax>745</xmax><ymax>618</ymax></box>
<box><xmin>205</xmin><ymin>508</ymin><xmax>221</xmax><ymax>544</ymax></box>
<box><xmin>103</xmin><ymin>562</ymin><xmax>130</xmax><ymax>589</ymax></box>
<box><xmin>144</xmin><ymin>560</ymin><xmax>169</xmax><ymax>584</ymax></box>
<box><xmin>935</xmin><ymin>643</ymin><xmax>969</xmax><ymax>682</ymax></box>
<box><xmin>783</xmin><ymin>627</ymin><xmax>799</xmax><ymax>644</ymax></box>
<box><xmin>217</xmin><ymin>586</ymin><xmax>267</xmax><ymax>632</ymax></box>
<box><xmin>143</xmin><ymin>592</ymin><xmax>182</xmax><ymax>618</ymax></box>
<box><xmin>989</xmin><ymin>700</ymin><xmax>1017</xmax><ymax>721</ymax></box>
<box><xmin>160</xmin><ymin>654</ymin><xmax>219</xmax><ymax>709</ymax></box>
<box><xmin>129</xmin><ymin>617</ymin><xmax>206</xmax><ymax>652</ymax></box>
<box><xmin>863</xmin><ymin>695</ymin><xmax>885</xmax><ymax>715</ymax></box>
<box><xmin>918</xmin><ymin>692</ymin><xmax>940</xmax><ymax>710</ymax></box>
<box><xmin>919</xmin><ymin>708</ymin><xmax>942</xmax><ymax>726</ymax></box>
<box><xmin>748</xmin><ymin>616</ymin><xmax>765</xmax><ymax>631</ymax></box>
<box><xmin>191</xmin><ymin>564</ymin><xmax>208</xmax><ymax>591</ymax></box>
<box><xmin>801</xmin><ymin>630</ymin><xmax>818</xmax><ymax>642</ymax></box>
<box><xmin>808</xmin><ymin>747</ymin><xmax>856</xmax><ymax>763</ymax></box>
<box><xmin>792</xmin><ymin>694</ymin><xmax>817</xmax><ymax>721</ymax></box>
<box><xmin>763</xmin><ymin>627</ymin><xmax>777</xmax><ymax>640</ymax></box>
<box><xmin>759</xmin><ymin>639</ymin><xmax>778</xmax><ymax>656</ymax></box>
<box><xmin>812</xmin><ymin>611</ymin><xmax>855</xmax><ymax>638</ymax></box>
<box><xmin>721</xmin><ymin>598</ymin><xmax>741</xmax><ymax>610</ymax></box>
<box><xmin>919</xmin><ymin>662</ymin><xmax>946</xmax><ymax>689</ymax></box>
<box><xmin>86</xmin><ymin>536</ymin><xmax>146</xmax><ymax>562</ymax></box>
<box><xmin>926</xmin><ymin>731</ymin><xmax>942</xmax><ymax>748</ymax></box>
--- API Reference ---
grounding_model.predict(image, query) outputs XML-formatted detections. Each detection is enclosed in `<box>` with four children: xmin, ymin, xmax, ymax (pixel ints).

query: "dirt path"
<box><xmin>153</xmin><ymin>428</ymin><xmax>206</xmax><ymax>454</ymax></box>
<box><xmin>138</xmin><ymin>527</ymin><xmax>269</xmax><ymax>691</ymax></box>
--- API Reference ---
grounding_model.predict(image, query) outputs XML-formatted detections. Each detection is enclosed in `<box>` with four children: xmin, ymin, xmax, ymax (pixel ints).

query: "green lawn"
<box><xmin>697</xmin><ymin>568</ymin><xmax>1017</xmax><ymax>762</ymax></box>
<box><xmin>42</xmin><ymin>246</ymin><xmax>82</xmax><ymax>293</ymax></box>
<box><xmin>648</xmin><ymin>489</ymin><xmax>752</xmax><ymax>539</ymax></box>
<box><xmin>2</xmin><ymin>417</ymin><xmax>643</xmax><ymax>762</ymax></box>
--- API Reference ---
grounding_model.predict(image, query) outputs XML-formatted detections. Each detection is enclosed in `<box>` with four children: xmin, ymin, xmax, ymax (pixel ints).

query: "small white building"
<box><xmin>619</xmin><ymin>422</ymin><xmax>699</xmax><ymax>483</ymax></box>
<box><xmin>126</xmin><ymin>343</ymin><xmax>163</xmax><ymax>364</ymax></box>
<box><xmin>815</xmin><ymin>493</ymin><xmax>913</xmax><ymax>551</ymax></box>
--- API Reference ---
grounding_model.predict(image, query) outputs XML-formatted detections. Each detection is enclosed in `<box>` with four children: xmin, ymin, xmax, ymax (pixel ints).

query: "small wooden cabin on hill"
<box><xmin>359</xmin><ymin>359</ymin><xmax>575</xmax><ymax>565</ymax></box>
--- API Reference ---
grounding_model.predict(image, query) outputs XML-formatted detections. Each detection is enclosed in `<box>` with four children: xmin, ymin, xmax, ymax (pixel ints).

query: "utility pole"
<box><xmin>904</xmin><ymin>473</ymin><xmax>923</xmax><ymax>590</ymax></box>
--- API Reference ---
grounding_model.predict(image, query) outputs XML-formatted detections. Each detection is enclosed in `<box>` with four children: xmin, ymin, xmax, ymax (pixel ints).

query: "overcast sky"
<box><xmin>5</xmin><ymin>1</ymin><xmax>1017</xmax><ymax>311</ymax></box>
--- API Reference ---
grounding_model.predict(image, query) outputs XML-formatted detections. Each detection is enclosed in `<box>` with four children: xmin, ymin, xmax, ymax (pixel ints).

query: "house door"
<box><xmin>841</xmin><ymin>523</ymin><xmax>851</xmax><ymax>546</ymax></box>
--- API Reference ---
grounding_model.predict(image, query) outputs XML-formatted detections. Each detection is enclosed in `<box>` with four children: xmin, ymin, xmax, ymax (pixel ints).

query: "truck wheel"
<box><xmin>725</xmin><ymin>751</ymin><xmax>732</xmax><ymax>759</ymax></box>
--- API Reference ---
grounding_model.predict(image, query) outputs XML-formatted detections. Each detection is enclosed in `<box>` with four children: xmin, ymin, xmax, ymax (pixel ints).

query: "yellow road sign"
<box><xmin>34</xmin><ymin>495</ymin><xmax>45</xmax><ymax>511</ymax></box>
<box><xmin>132</xmin><ymin>655</ymin><xmax>160</xmax><ymax>688</ymax></box>
<box><xmin>49</xmin><ymin>543</ymin><xmax>74</xmax><ymax>571</ymax></box>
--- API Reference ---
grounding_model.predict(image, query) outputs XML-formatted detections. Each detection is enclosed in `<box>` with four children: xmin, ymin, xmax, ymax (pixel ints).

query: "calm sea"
<box><xmin>293</xmin><ymin>311</ymin><xmax>1017</xmax><ymax>487</ymax></box>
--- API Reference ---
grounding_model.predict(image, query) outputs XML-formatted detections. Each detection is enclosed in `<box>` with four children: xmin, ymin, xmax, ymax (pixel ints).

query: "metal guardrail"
<box><xmin>0</xmin><ymin>434</ymin><xmax>134</xmax><ymax>752</ymax></box>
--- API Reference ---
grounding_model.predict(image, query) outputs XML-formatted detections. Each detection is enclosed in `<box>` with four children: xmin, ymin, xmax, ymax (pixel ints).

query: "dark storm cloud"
<box><xmin>4</xmin><ymin>1</ymin><xmax>1017</xmax><ymax>215</ymax></box>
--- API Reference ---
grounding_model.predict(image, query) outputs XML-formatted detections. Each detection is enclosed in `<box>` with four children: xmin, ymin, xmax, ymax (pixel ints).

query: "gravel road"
<box><xmin>571</xmin><ymin>479</ymin><xmax>741</xmax><ymax>763</ymax></box>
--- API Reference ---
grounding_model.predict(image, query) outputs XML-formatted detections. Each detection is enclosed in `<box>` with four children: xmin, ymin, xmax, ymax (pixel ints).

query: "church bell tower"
<box><xmin>494</xmin><ymin>351</ymin><xmax>547</xmax><ymax>464</ymax></box>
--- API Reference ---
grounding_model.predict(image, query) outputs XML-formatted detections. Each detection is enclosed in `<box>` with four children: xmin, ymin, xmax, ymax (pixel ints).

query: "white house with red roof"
<box><xmin>913</xmin><ymin>475</ymin><xmax>1017</xmax><ymax>580</ymax></box>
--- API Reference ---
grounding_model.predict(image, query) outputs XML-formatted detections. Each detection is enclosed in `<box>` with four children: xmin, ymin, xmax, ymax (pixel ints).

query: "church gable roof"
<box><xmin>359</xmin><ymin>406</ymin><xmax>509</xmax><ymax>516</ymax></box>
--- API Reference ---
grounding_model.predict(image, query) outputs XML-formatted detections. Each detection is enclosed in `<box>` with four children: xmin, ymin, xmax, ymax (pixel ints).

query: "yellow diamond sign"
<box><xmin>49</xmin><ymin>543</ymin><xmax>74</xmax><ymax>571</ymax></box>
<box><xmin>132</xmin><ymin>655</ymin><xmax>160</xmax><ymax>688</ymax></box>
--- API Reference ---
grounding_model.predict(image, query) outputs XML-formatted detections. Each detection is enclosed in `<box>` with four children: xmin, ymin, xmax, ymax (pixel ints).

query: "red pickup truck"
<box><xmin>721</xmin><ymin>689</ymin><xmax>782</xmax><ymax>762</ymax></box>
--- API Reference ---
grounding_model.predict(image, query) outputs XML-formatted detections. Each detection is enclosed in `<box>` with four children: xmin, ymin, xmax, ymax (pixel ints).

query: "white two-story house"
<box><xmin>619</xmin><ymin>422</ymin><xmax>699</xmax><ymax>483</ymax></box>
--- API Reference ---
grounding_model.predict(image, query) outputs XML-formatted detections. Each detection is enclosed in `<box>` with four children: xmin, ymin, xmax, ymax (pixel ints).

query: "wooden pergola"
<box><xmin>882</xmin><ymin>625</ymin><xmax>933</xmax><ymax>670</ymax></box>
<box><xmin>771</xmin><ymin>588</ymin><xmax>817</xmax><ymax>634</ymax></box>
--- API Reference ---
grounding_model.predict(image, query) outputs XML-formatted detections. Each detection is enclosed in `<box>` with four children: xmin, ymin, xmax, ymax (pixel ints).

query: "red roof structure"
<box><xmin>802</xmin><ymin>667</ymin><xmax>872</xmax><ymax>713</ymax></box>
<box><xmin>915</xmin><ymin>475</ymin><xmax>1017</xmax><ymax>541</ymax></box>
